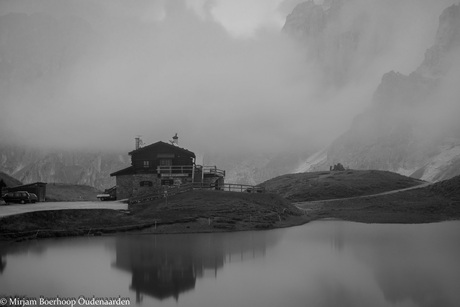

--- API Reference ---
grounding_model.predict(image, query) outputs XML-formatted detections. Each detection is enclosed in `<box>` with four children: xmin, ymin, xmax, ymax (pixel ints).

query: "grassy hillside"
<box><xmin>0</xmin><ymin>190</ymin><xmax>305</xmax><ymax>239</ymax></box>
<box><xmin>0</xmin><ymin>172</ymin><xmax>22</xmax><ymax>188</ymax></box>
<box><xmin>46</xmin><ymin>183</ymin><xmax>102</xmax><ymax>201</ymax></box>
<box><xmin>430</xmin><ymin>175</ymin><xmax>460</xmax><ymax>200</ymax></box>
<box><xmin>259</xmin><ymin>170</ymin><xmax>425</xmax><ymax>202</ymax></box>
<box><xmin>298</xmin><ymin>175</ymin><xmax>460</xmax><ymax>223</ymax></box>
<box><xmin>130</xmin><ymin>190</ymin><xmax>303</xmax><ymax>231</ymax></box>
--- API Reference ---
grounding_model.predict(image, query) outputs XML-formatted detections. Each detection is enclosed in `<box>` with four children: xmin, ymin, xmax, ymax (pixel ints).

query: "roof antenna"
<box><xmin>170</xmin><ymin>133</ymin><xmax>179</xmax><ymax>146</ymax></box>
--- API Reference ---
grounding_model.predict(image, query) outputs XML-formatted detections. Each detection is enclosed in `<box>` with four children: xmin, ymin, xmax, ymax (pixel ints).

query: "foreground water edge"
<box><xmin>1</xmin><ymin>220</ymin><xmax>459</xmax><ymax>307</ymax></box>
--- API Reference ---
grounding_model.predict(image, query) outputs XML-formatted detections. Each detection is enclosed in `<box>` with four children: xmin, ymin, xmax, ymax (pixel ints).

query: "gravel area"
<box><xmin>0</xmin><ymin>201</ymin><xmax>128</xmax><ymax>217</ymax></box>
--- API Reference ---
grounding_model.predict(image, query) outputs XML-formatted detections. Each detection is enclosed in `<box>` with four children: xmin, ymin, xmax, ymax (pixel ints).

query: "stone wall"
<box><xmin>132</xmin><ymin>174</ymin><xmax>161</xmax><ymax>197</ymax></box>
<box><xmin>116</xmin><ymin>173</ymin><xmax>162</xmax><ymax>199</ymax></box>
<box><xmin>116</xmin><ymin>175</ymin><xmax>133</xmax><ymax>200</ymax></box>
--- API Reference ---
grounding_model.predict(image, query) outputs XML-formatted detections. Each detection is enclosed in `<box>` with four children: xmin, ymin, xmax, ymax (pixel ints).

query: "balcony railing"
<box><xmin>156</xmin><ymin>165</ymin><xmax>226</xmax><ymax>177</ymax></box>
<box><xmin>157</xmin><ymin>165</ymin><xmax>194</xmax><ymax>175</ymax></box>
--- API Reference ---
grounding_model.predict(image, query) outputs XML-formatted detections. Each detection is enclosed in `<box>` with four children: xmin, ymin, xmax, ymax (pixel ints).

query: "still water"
<box><xmin>1</xmin><ymin>221</ymin><xmax>460</xmax><ymax>307</ymax></box>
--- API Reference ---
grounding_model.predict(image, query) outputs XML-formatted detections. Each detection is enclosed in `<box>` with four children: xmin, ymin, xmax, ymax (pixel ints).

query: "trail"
<box><xmin>294</xmin><ymin>182</ymin><xmax>432</xmax><ymax>209</ymax></box>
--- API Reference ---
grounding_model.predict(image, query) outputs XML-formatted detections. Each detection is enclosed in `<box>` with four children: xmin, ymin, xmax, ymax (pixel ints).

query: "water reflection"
<box><xmin>0</xmin><ymin>241</ymin><xmax>47</xmax><ymax>275</ymax></box>
<box><xmin>321</xmin><ymin>221</ymin><xmax>460</xmax><ymax>307</ymax></box>
<box><xmin>113</xmin><ymin>231</ymin><xmax>282</xmax><ymax>303</ymax></box>
<box><xmin>0</xmin><ymin>255</ymin><xmax>6</xmax><ymax>274</ymax></box>
<box><xmin>0</xmin><ymin>222</ymin><xmax>459</xmax><ymax>307</ymax></box>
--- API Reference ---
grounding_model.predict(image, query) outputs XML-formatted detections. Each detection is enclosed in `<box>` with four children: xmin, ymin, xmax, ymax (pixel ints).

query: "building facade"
<box><xmin>110</xmin><ymin>140</ymin><xmax>224</xmax><ymax>200</ymax></box>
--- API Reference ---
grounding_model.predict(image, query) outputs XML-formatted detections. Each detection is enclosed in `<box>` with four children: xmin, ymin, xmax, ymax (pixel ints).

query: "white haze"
<box><xmin>0</xmin><ymin>0</ymin><xmax>457</xmax><ymax>155</ymax></box>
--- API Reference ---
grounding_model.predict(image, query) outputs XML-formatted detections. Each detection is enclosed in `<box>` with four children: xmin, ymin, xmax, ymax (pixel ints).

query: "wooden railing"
<box><xmin>193</xmin><ymin>182</ymin><xmax>265</xmax><ymax>193</ymax></box>
<box><xmin>157</xmin><ymin>165</ymin><xmax>193</xmax><ymax>174</ymax></box>
<box><xmin>156</xmin><ymin>165</ymin><xmax>226</xmax><ymax>177</ymax></box>
<box><xmin>200</xmin><ymin>165</ymin><xmax>226</xmax><ymax>177</ymax></box>
<box><xmin>222</xmin><ymin>183</ymin><xmax>265</xmax><ymax>193</ymax></box>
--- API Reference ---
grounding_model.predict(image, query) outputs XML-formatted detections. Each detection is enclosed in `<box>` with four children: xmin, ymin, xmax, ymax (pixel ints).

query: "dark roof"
<box><xmin>10</xmin><ymin>182</ymin><xmax>47</xmax><ymax>189</ymax></box>
<box><xmin>110</xmin><ymin>166</ymin><xmax>136</xmax><ymax>177</ymax></box>
<box><xmin>110</xmin><ymin>166</ymin><xmax>161</xmax><ymax>177</ymax></box>
<box><xmin>128</xmin><ymin>141</ymin><xmax>195</xmax><ymax>158</ymax></box>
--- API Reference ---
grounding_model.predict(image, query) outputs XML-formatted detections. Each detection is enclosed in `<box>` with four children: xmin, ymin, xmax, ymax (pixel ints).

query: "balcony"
<box><xmin>156</xmin><ymin>165</ymin><xmax>225</xmax><ymax>178</ymax></box>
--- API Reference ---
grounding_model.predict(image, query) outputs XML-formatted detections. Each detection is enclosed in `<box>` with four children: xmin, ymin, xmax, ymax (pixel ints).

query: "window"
<box><xmin>143</xmin><ymin>161</ymin><xmax>150</xmax><ymax>168</ymax></box>
<box><xmin>140</xmin><ymin>181</ymin><xmax>153</xmax><ymax>187</ymax></box>
<box><xmin>159</xmin><ymin>159</ymin><xmax>172</xmax><ymax>166</ymax></box>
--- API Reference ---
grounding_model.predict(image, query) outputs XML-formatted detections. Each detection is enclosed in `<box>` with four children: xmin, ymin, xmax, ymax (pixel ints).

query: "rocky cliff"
<box><xmin>297</xmin><ymin>3</ymin><xmax>460</xmax><ymax>182</ymax></box>
<box><xmin>283</xmin><ymin>0</ymin><xmax>362</xmax><ymax>86</ymax></box>
<box><xmin>0</xmin><ymin>144</ymin><xmax>130</xmax><ymax>190</ymax></box>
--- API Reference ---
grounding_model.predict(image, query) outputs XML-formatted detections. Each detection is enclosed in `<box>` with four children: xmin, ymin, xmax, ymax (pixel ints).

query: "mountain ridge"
<box><xmin>0</xmin><ymin>144</ymin><xmax>130</xmax><ymax>190</ymax></box>
<box><xmin>294</xmin><ymin>3</ymin><xmax>460</xmax><ymax>182</ymax></box>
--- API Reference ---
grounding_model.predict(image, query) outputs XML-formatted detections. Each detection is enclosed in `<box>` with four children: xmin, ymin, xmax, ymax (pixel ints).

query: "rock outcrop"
<box><xmin>296</xmin><ymin>3</ymin><xmax>460</xmax><ymax>182</ymax></box>
<box><xmin>0</xmin><ymin>144</ymin><xmax>130</xmax><ymax>190</ymax></box>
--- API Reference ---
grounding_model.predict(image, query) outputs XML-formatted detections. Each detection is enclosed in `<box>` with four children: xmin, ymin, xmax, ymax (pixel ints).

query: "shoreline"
<box><xmin>0</xmin><ymin>212</ymin><xmax>312</xmax><ymax>242</ymax></box>
<box><xmin>2</xmin><ymin>208</ymin><xmax>459</xmax><ymax>243</ymax></box>
<box><xmin>1</xmin><ymin>178</ymin><xmax>459</xmax><ymax>243</ymax></box>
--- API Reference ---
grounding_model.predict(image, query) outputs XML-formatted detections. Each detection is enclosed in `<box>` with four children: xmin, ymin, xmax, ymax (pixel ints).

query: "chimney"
<box><xmin>135</xmin><ymin>136</ymin><xmax>143</xmax><ymax>150</ymax></box>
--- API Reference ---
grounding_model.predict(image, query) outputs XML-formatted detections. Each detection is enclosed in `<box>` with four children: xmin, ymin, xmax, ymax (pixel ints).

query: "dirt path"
<box><xmin>0</xmin><ymin>201</ymin><xmax>128</xmax><ymax>218</ymax></box>
<box><xmin>294</xmin><ymin>182</ymin><xmax>432</xmax><ymax>209</ymax></box>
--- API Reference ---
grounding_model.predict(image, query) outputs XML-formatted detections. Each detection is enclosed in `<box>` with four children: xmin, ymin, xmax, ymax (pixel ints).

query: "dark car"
<box><xmin>246</xmin><ymin>186</ymin><xmax>265</xmax><ymax>193</ymax></box>
<box><xmin>29</xmin><ymin>193</ymin><xmax>38</xmax><ymax>203</ymax></box>
<box><xmin>2</xmin><ymin>191</ymin><xmax>32</xmax><ymax>204</ymax></box>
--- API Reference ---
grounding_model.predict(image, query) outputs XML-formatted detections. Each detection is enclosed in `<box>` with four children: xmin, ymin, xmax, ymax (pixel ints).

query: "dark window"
<box><xmin>143</xmin><ymin>161</ymin><xmax>150</xmax><ymax>168</ymax></box>
<box><xmin>140</xmin><ymin>181</ymin><xmax>153</xmax><ymax>187</ymax></box>
<box><xmin>159</xmin><ymin>159</ymin><xmax>172</xmax><ymax>166</ymax></box>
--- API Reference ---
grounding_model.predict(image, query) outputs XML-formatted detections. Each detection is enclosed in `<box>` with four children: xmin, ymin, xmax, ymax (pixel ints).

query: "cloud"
<box><xmin>0</xmin><ymin>0</ymin><xmax>458</xmax><ymax>156</ymax></box>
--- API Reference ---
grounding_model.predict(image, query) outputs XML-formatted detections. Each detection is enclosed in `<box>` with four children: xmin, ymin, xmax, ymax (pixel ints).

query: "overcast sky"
<box><xmin>0</xmin><ymin>0</ymin><xmax>457</xmax><ymax>155</ymax></box>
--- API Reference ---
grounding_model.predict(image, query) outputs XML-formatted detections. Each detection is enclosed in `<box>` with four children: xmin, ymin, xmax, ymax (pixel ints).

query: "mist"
<box><xmin>0</xmin><ymin>0</ymin><xmax>458</xmax><ymax>156</ymax></box>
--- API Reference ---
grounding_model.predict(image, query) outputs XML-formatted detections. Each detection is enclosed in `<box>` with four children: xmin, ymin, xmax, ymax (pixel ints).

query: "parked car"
<box><xmin>246</xmin><ymin>186</ymin><xmax>265</xmax><ymax>193</ymax></box>
<box><xmin>2</xmin><ymin>191</ymin><xmax>32</xmax><ymax>204</ymax></box>
<box><xmin>29</xmin><ymin>193</ymin><xmax>38</xmax><ymax>203</ymax></box>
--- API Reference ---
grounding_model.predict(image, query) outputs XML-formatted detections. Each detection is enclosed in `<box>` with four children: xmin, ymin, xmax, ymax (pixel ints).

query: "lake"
<box><xmin>1</xmin><ymin>220</ymin><xmax>460</xmax><ymax>307</ymax></box>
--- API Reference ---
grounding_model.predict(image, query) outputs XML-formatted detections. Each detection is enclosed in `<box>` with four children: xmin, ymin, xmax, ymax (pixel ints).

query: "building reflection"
<box><xmin>0</xmin><ymin>254</ymin><xmax>6</xmax><ymax>274</ymax></box>
<box><xmin>113</xmin><ymin>231</ymin><xmax>281</xmax><ymax>302</ymax></box>
<box><xmin>0</xmin><ymin>241</ymin><xmax>47</xmax><ymax>275</ymax></box>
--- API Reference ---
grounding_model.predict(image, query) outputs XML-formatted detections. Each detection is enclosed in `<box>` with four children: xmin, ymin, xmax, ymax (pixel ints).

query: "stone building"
<box><xmin>110</xmin><ymin>138</ymin><xmax>225</xmax><ymax>200</ymax></box>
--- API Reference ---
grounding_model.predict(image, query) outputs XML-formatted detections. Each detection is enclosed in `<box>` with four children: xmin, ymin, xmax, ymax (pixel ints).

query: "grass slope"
<box><xmin>260</xmin><ymin>170</ymin><xmax>424</xmax><ymax>202</ymax></box>
<box><xmin>298</xmin><ymin>175</ymin><xmax>460</xmax><ymax>223</ymax></box>
<box><xmin>0</xmin><ymin>172</ymin><xmax>22</xmax><ymax>188</ymax></box>
<box><xmin>130</xmin><ymin>190</ymin><xmax>303</xmax><ymax>232</ymax></box>
<box><xmin>46</xmin><ymin>183</ymin><xmax>102</xmax><ymax>201</ymax></box>
<box><xmin>0</xmin><ymin>190</ymin><xmax>305</xmax><ymax>240</ymax></box>
<box><xmin>430</xmin><ymin>175</ymin><xmax>460</xmax><ymax>200</ymax></box>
